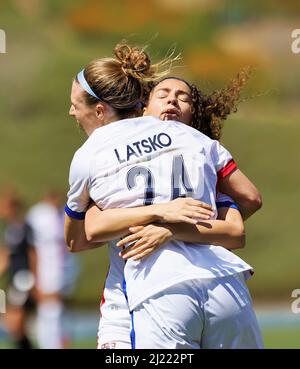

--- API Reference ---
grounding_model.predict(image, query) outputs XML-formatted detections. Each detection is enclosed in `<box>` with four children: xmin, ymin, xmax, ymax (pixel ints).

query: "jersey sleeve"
<box><xmin>216</xmin><ymin>192</ymin><xmax>239</xmax><ymax>211</ymax></box>
<box><xmin>65</xmin><ymin>150</ymin><xmax>91</xmax><ymax>220</ymax></box>
<box><xmin>211</xmin><ymin>140</ymin><xmax>237</xmax><ymax>180</ymax></box>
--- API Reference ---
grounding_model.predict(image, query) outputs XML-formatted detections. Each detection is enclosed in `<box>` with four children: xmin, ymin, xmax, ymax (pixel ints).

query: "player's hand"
<box><xmin>155</xmin><ymin>197</ymin><xmax>214</xmax><ymax>225</ymax></box>
<box><xmin>117</xmin><ymin>225</ymin><xmax>173</xmax><ymax>261</ymax></box>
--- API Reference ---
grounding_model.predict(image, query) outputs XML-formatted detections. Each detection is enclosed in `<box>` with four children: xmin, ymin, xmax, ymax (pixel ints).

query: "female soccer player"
<box><xmin>64</xmin><ymin>43</ymin><xmax>263</xmax><ymax>348</ymax></box>
<box><xmin>0</xmin><ymin>188</ymin><xmax>35</xmax><ymax>349</ymax></box>
<box><xmin>84</xmin><ymin>75</ymin><xmax>262</xmax><ymax>349</ymax></box>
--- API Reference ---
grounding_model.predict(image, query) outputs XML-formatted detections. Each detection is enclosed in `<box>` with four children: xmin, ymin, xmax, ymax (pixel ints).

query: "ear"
<box><xmin>142</xmin><ymin>106</ymin><xmax>148</xmax><ymax>116</ymax></box>
<box><xmin>95</xmin><ymin>103</ymin><xmax>105</xmax><ymax>120</ymax></box>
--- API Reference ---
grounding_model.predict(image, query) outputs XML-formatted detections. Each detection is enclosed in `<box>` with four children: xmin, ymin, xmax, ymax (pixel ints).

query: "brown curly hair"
<box><xmin>150</xmin><ymin>67</ymin><xmax>252</xmax><ymax>141</ymax></box>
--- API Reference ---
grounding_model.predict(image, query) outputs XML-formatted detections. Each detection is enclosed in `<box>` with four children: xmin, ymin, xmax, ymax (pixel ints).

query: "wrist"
<box><xmin>161</xmin><ymin>224</ymin><xmax>175</xmax><ymax>240</ymax></box>
<box><xmin>149</xmin><ymin>204</ymin><xmax>165</xmax><ymax>222</ymax></box>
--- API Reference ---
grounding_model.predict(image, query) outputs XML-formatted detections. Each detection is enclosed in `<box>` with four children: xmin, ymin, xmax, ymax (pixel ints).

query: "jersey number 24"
<box><xmin>126</xmin><ymin>154</ymin><xmax>195</xmax><ymax>205</ymax></box>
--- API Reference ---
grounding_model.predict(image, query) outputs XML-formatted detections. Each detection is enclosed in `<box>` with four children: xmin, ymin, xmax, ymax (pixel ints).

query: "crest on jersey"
<box><xmin>101</xmin><ymin>341</ymin><xmax>117</xmax><ymax>349</ymax></box>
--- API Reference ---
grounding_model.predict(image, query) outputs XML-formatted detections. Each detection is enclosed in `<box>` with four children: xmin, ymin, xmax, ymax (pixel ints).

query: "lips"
<box><xmin>161</xmin><ymin>108</ymin><xmax>180</xmax><ymax>121</ymax></box>
<box><xmin>162</xmin><ymin>108</ymin><xmax>180</xmax><ymax>115</ymax></box>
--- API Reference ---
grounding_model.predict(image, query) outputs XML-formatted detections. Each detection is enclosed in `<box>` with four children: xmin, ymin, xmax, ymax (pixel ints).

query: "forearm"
<box><xmin>85</xmin><ymin>205</ymin><xmax>161</xmax><ymax>242</ymax></box>
<box><xmin>28</xmin><ymin>247</ymin><xmax>37</xmax><ymax>279</ymax></box>
<box><xmin>64</xmin><ymin>215</ymin><xmax>105</xmax><ymax>252</ymax></box>
<box><xmin>166</xmin><ymin>220</ymin><xmax>245</xmax><ymax>249</ymax></box>
<box><xmin>85</xmin><ymin>198</ymin><xmax>214</xmax><ymax>243</ymax></box>
<box><xmin>0</xmin><ymin>248</ymin><xmax>8</xmax><ymax>276</ymax></box>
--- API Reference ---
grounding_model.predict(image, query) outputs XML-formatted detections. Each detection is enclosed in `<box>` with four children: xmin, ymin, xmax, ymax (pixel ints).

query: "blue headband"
<box><xmin>77</xmin><ymin>69</ymin><xmax>100</xmax><ymax>100</ymax></box>
<box><xmin>76</xmin><ymin>69</ymin><xmax>142</xmax><ymax>109</ymax></box>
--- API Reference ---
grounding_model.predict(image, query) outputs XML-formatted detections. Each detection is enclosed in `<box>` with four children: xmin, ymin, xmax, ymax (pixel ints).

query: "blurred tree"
<box><xmin>12</xmin><ymin>0</ymin><xmax>45</xmax><ymax>18</ymax></box>
<box><xmin>67</xmin><ymin>0</ymin><xmax>185</xmax><ymax>34</ymax></box>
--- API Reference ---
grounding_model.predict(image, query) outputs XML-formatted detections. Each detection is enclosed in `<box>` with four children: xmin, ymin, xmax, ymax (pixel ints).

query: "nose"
<box><xmin>167</xmin><ymin>94</ymin><xmax>178</xmax><ymax>106</ymax></box>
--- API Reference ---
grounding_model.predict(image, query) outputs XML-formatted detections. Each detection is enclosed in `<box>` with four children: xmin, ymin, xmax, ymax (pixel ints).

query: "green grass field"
<box><xmin>71</xmin><ymin>327</ymin><xmax>300</xmax><ymax>349</ymax></box>
<box><xmin>1</xmin><ymin>326</ymin><xmax>300</xmax><ymax>349</ymax></box>
<box><xmin>262</xmin><ymin>327</ymin><xmax>300</xmax><ymax>349</ymax></box>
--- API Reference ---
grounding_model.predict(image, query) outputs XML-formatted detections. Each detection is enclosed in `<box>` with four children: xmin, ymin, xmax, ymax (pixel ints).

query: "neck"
<box><xmin>84</xmin><ymin>120</ymin><xmax>105</xmax><ymax>136</ymax></box>
<box><xmin>84</xmin><ymin>108</ymin><xmax>120</xmax><ymax>136</ymax></box>
<box><xmin>85</xmin><ymin>125</ymin><xmax>99</xmax><ymax>136</ymax></box>
<box><xmin>102</xmin><ymin>111</ymin><xmax>120</xmax><ymax>126</ymax></box>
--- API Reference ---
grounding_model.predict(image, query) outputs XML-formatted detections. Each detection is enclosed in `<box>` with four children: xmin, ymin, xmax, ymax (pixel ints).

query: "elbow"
<box><xmin>67</xmin><ymin>245</ymin><xmax>79</xmax><ymax>254</ymax></box>
<box><xmin>237</xmin><ymin>191</ymin><xmax>262</xmax><ymax>219</ymax></box>
<box><xmin>85</xmin><ymin>225</ymin><xmax>107</xmax><ymax>243</ymax></box>
<box><xmin>64</xmin><ymin>234</ymin><xmax>86</xmax><ymax>253</ymax></box>
<box><xmin>64</xmin><ymin>234</ymin><xmax>72</xmax><ymax>252</ymax></box>
<box><xmin>85</xmin><ymin>222</ymin><xmax>98</xmax><ymax>242</ymax></box>
<box><xmin>231</xmin><ymin>226</ymin><xmax>246</xmax><ymax>249</ymax></box>
<box><xmin>246</xmin><ymin>192</ymin><xmax>263</xmax><ymax>213</ymax></box>
<box><xmin>237</xmin><ymin>232</ymin><xmax>246</xmax><ymax>249</ymax></box>
<box><xmin>250</xmin><ymin>192</ymin><xmax>263</xmax><ymax>212</ymax></box>
<box><xmin>66</xmin><ymin>239</ymin><xmax>83</xmax><ymax>253</ymax></box>
<box><xmin>85</xmin><ymin>229</ymin><xmax>94</xmax><ymax>243</ymax></box>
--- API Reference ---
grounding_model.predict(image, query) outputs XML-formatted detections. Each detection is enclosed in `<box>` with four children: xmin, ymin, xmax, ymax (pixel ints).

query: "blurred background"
<box><xmin>0</xmin><ymin>0</ymin><xmax>299</xmax><ymax>348</ymax></box>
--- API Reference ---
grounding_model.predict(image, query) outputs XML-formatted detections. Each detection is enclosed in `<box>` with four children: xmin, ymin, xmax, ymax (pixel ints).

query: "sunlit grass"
<box><xmin>1</xmin><ymin>326</ymin><xmax>300</xmax><ymax>349</ymax></box>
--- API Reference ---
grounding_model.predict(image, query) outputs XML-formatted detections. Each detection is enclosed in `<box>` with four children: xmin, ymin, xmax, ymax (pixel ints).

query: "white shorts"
<box><xmin>97</xmin><ymin>286</ymin><xmax>132</xmax><ymax>349</ymax></box>
<box><xmin>132</xmin><ymin>273</ymin><xmax>264</xmax><ymax>349</ymax></box>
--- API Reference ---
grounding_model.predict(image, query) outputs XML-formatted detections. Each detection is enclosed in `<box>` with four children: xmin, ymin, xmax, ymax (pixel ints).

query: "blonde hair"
<box><xmin>78</xmin><ymin>43</ymin><xmax>179</xmax><ymax>118</ymax></box>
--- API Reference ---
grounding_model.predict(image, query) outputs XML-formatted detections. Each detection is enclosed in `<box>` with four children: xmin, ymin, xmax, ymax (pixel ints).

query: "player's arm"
<box><xmin>64</xmin><ymin>151</ymin><xmax>107</xmax><ymax>252</ymax></box>
<box><xmin>172</xmin><ymin>194</ymin><xmax>245</xmax><ymax>249</ymax></box>
<box><xmin>118</xmin><ymin>200</ymin><xmax>245</xmax><ymax>260</ymax></box>
<box><xmin>0</xmin><ymin>244</ymin><xmax>9</xmax><ymax>276</ymax></box>
<box><xmin>0</xmin><ymin>224</ymin><xmax>8</xmax><ymax>275</ymax></box>
<box><xmin>218</xmin><ymin>168</ymin><xmax>262</xmax><ymax>220</ymax></box>
<box><xmin>211</xmin><ymin>140</ymin><xmax>262</xmax><ymax>220</ymax></box>
<box><xmin>84</xmin><ymin>198</ymin><xmax>214</xmax><ymax>243</ymax></box>
<box><xmin>166</xmin><ymin>206</ymin><xmax>244</xmax><ymax>249</ymax></box>
<box><xmin>28</xmin><ymin>246</ymin><xmax>37</xmax><ymax>275</ymax></box>
<box><xmin>64</xmin><ymin>214</ymin><xmax>106</xmax><ymax>252</ymax></box>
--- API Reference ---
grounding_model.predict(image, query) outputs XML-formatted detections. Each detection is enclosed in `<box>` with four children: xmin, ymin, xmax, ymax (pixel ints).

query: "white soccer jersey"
<box><xmin>27</xmin><ymin>202</ymin><xmax>78</xmax><ymax>294</ymax></box>
<box><xmin>98</xmin><ymin>192</ymin><xmax>244</xmax><ymax>346</ymax></box>
<box><xmin>66</xmin><ymin>116</ymin><xmax>252</xmax><ymax>310</ymax></box>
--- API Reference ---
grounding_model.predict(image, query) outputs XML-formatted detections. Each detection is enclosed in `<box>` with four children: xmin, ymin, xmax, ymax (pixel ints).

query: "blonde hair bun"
<box><xmin>114</xmin><ymin>43</ymin><xmax>152</xmax><ymax>79</ymax></box>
